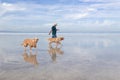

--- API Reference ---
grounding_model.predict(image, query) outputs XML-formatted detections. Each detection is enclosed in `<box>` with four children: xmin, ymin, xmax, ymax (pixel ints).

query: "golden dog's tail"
<box><xmin>48</xmin><ymin>38</ymin><xmax>51</xmax><ymax>41</ymax></box>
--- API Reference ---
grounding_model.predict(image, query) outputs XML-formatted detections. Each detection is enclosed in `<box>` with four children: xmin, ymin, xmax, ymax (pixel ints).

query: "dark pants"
<box><xmin>52</xmin><ymin>34</ymin><xmax>57</xmax><ymax>38</ymax></box>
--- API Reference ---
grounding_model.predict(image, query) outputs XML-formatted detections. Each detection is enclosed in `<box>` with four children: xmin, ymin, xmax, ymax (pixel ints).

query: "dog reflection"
<box><xmin>48</xmin><ymin>45</ymin><xmax>64</xmax><ymax>62</ymax></box>
<box><xmin>23</xmin><ymin>51</ymin><xmax>39</xmax><ymax>66</ymax></box>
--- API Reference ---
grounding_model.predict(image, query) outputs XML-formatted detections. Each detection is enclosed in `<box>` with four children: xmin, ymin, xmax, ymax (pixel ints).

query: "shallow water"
<box><xmin>0</xmin><ymin>33</ymin><xmax>120</xmax><ymax>80</ymax></box>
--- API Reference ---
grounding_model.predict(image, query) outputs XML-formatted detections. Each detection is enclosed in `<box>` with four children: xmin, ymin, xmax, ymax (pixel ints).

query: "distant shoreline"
<box><xmin>0</xmin><ymin>32</ymin><xmax>120</xmax><ymax>34</ymax></box>
<box><xmin>1</xmin><ymin>30</ymin><xmax>120</xmax><ymax>34</ymax></box>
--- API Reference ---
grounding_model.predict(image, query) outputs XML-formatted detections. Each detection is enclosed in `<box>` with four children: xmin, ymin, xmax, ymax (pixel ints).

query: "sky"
<box><xmin>0</xmin><ymin>0</ymin><xmax>120</xmax><ymax>33</ymax></box>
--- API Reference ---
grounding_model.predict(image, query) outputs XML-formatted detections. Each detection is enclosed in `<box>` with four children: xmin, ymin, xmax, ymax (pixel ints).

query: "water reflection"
<box><xmin>22</xmin><ymin>50</ymin><xmax>39</xmax><ymax>66</ymax></box>
<box><xmin>48</xmin><ymin>44</ymin><xmax>64</xmax><ymax>62</ymax></box>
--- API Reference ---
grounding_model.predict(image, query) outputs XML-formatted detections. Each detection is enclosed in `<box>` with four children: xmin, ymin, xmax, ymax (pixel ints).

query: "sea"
<box><xmin>0</xmin><ymin>32</ymin><xmax>120</xmax><ymax>80</ymax></box>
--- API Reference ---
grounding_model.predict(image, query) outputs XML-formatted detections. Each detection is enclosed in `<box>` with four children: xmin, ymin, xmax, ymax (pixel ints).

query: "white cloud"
<box><xmin>0</xmin><ymin>2</ymin><xmax>26</xmax><ymax>17</ymax></box>
<box><xmin>79</xmin><ymin>0</ymin><xmax>120</xmax><ymax>2</ymax></box>
<box><xmin>0</xmin><ymin>1</ymin><xmax>120</xmax><ymax>32</ymax></box>
<box><xmin>64</xmin><ymin>13</ymin><xmax>89</xmax><ymax>19</ymax></box>
<box><xmin>2</xmin><ymin>2</ymin><xmax>26</xmax><ymax>11</ymax></box>
<box><xmin>86</xmin><ymin>20</ymin><xmax>116</xmax><ymax>27</ymax></box>
<box><xmin>63</xmin><ymin>7</ymin><xmax>97</xmax><ymax>20</ymax></box>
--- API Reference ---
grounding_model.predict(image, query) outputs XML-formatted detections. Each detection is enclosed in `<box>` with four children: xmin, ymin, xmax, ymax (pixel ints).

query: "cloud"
<box><xmin>2</xmin><ymin>2</ymin><xmax>26</xmax><ymax>11</ymax></box>
<box><xmin>62</xmin><ymin>7</ymin><xmax>97</xmax><ymax>20</ymax></box>
<box><xmin>64</xmin><ymin>13</ymin><xmax>89</xmax><ymax>19</ymax></box>
<box><xmin>0</xmin><ymin>1</ymin><xmax>120</xmax><ymax>32</ymax></box>
<box><xmin>0</xmin><ymin>2</ymin><xmax>26</xmax><ymax>17</ymax></box>
<box><xmin>78</xmin><ymin>0</ymin><xmax>120</xmax><ymax>2</ymax></box>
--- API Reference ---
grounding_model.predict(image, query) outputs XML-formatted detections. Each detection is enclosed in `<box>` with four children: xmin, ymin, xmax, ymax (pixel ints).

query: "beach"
<box><xmin>0</xmin><ymin>33</ymin><xmax>120</xmax><ymax>80</ymax></box>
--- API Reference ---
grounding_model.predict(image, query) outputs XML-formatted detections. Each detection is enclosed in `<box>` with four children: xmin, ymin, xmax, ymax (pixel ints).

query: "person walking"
<box><xmin>49</xmin><ymin>23</ymin><xmax>59</xmax><ymax>38</ymax></box>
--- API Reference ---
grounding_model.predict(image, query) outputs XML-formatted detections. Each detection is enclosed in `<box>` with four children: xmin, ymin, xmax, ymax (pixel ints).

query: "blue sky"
<box><xmin>0</xmin><ymin>0</ymin><xmax>120</xmax><ymax>32</ymax></box>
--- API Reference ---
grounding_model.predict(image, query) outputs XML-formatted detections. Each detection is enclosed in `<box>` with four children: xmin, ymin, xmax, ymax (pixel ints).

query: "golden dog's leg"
<box><xmin>49</xmin><ymin>42</ymin><xmax>51</xmax><ymax>45</ymax></box>
<box><xmin>56</xmin><ymin>42</ymin><xmax>59</xmax><ymax>48</ymax></box>
<box><xmin>59</xmin><ymin>42</ymin><xmax>63</xmax><ymax>47</ymax></box>
<box><xmin>49</xmin><ymin>42</ymin><xmax>52</xmax><ymax>46</ymax></box>
<box><xmin>56</xmin><ymin>41</ymin><xmax>61</xmax><ymax>48</ymax></box>
<box><xmin>29</xmin><ymin>46</ymin><xmax>32</xmax><ymax>53</ymax></box>
<box><xmin>58</xmin><ymin>42</ymin><xmax>61</xmax><ymax>45</ymax></box>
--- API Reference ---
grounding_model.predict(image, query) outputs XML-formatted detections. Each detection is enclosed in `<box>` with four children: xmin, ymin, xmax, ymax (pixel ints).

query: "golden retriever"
<box><xmin>22</xmin><ymin>38</ymin><xmax>39</xmax><ymax>50</ymax></box>
<box><xmin>48</xmin><ymin>37</ymin><xmax>64</xmax><ymax>46</ymax></box>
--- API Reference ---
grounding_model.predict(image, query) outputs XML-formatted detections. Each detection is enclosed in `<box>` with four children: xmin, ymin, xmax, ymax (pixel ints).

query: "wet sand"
<box><xmin>0</xmin><ymin>33</ymin><xmax>120</xmax><ymax>80</ymax></box>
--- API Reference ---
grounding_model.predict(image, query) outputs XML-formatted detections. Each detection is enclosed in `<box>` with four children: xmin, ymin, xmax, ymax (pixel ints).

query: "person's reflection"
<box><xmin>48</xmin><ymin>44</ymin><xmax>64</xmax><ymax>63</ymax></box>
<box><xmin>22</xmin><ymin>50</ymin><xmax>39</xmax><ymax>66</ymax></box>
